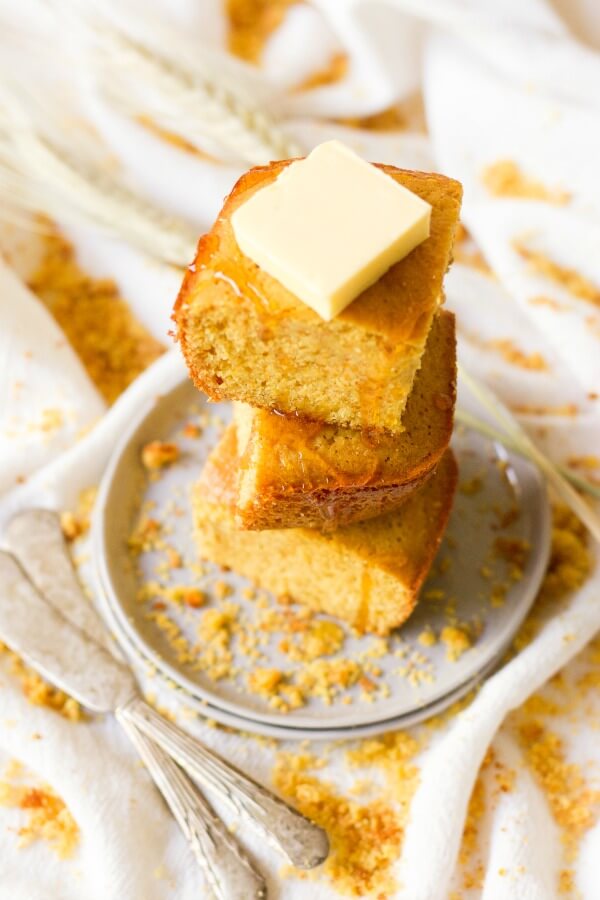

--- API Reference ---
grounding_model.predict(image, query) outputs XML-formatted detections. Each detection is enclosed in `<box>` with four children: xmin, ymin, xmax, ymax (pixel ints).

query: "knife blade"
<box><xmin>0</xmin><ymin>514</ymin><xmax>329</xmax><ymax>869</ymax></box>
<box><xmin>0</xmin><ymin>550</ymin><xmax>136</xmax><ymax>711</ymax></box>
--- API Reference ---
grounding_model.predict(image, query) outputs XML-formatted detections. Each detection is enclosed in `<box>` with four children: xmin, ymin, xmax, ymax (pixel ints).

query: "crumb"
<box><xmin>0</xmin><ymin>765</ymin><xmax>79</xmax><ymax>858</ymax></box>
<box><xmin>440</xmin><ymin>626</ymin><xmax>472</xmax><ymax>662</ymax></box>
<box><xmin>273</xmin><ymin>751</ymin><xmax>405</xmax><ymax>897</ymax></box>
<box><xmin>482</xmin><ymin>160</ymin><xmax>570</xmax><ymax>204</ymax></box>
<box><xmin>513</xmin><ymin>240</ymin><xmax>600</xmax><ymax>308</ymax></box>
<box><xmin>141</xmin><ymin>441</ymin><xmax>180</xmax><ymax>470</ymax></box>
<box><xmin>0</xmin><ymin>646</ymin><xmax>83</xmax><ymax>721</ymax></box>
<box><xmin>166</xmin><ymin>586</ymin><xmax>206</xmax><ymax>609</ymax></box>
<box><xmin>182</xmin><ymin>422</ymin><xmax>202</xmax><ymax>438</ymax></box>
<box><xmin>417</xmin><ymin>627</ymin><xmax>437</xmax><ymax>647</ymax></box>
<box><xmin>59</xmin><ymin>487</ymin><xmax>97</xmax><ymax>542</ymax></box>
<box><xmin>226</xmin><ymin>0</ymin><xmax>304</xmax><ymax>63</ymax></box>
<box><xmin>28</xmin><ymin>223</ymin><xmax>163</xmax><ymax>403</ymax></box>
<box><xmin>247</xmin><ymin>667</ymin><xmax>283</xmax><ymax>696</ymax></box>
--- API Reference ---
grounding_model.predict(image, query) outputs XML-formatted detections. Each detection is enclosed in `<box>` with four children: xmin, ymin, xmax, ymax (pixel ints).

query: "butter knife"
<box><xmin>0</xmin><ymin>548</ymin><xmax>267</xmax><ymax>899</ymax></box>
<box><xmin>0</xmin><ymin>521</ymin><xmax>328</xmax><ymax>870</ymax></box>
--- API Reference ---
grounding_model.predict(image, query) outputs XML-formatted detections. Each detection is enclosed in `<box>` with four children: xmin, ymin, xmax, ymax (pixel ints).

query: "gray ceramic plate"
<box><xmin>92</xmin><ymin>375</ymin><xmax>551</xmax><ymax>732</ymax></box>
<box><xmin>94</xmin><ymin>587</ymin><xmax>510</xmax><ymax>740</ymax></box>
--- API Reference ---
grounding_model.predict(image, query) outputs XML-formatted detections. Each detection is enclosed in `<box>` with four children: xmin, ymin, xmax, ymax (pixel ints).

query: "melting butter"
<box><xmin>231</xmin><ymin>140</ymin><xmax>431</xmax><ymax>321</ymax></box>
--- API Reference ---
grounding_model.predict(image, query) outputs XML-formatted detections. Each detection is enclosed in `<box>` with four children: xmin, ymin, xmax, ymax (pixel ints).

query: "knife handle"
<box><xmin>118</xmin><ymin>713</ymin><xmax>267</xmax><ymax>900</ymax></box>
<box><xmin>119</xmin><ymin>697</ymin><xmax>329</xmax><ymax>870</ymax></box>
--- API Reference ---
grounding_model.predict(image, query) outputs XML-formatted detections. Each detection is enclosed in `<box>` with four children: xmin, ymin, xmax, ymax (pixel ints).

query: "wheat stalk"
<box><xmin>0</xmin><ymin>0</ymin><xmax>301</xmax><ymax>259</ymax></box>
<box><xmin>458</xmin><ymin>364</ymin><xmax>600</xmax><ymax>543</ymax></box>
<box><xmin>455</xmin><ymin>408</ymin><xmax>600</xmax><ymax>500</ymax></box>
<box><xmin>0</xmin><ymin>81</ymin><xmax>198</xmax><ymax>266</ymax></box>
<box><xmin>56</xmin><ymin>0</ymin><xmax>302</xmax><ymax>166</ymax></box>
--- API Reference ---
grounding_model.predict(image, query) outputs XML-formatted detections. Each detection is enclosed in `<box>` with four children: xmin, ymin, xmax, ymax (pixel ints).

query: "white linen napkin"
<box><xmin>0</xmin><ymin>1</ymin><xmax>599</xmax><ymax>898</ymax></box>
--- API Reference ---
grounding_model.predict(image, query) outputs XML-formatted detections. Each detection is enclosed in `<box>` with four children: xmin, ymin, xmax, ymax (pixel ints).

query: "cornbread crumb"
<box><xmin>417</xmin><ymin>626</ymin><xmax>437</xmax><ymax>647</ymax></box>
<box><xmin>137</xmin><ymin>115</ymin><xmax>218</xmax><ymax>161</ymax></box>
<box><xmin>297</xmin><ymin>53</ymin><xmax>348</xmax><ymax>92</ymax></box>
<box><xmin>513</xmin><ymin>240</ymin><xmax>600</xmax><ymax>308</ymax></box>
<box><xmin>0</xmin><ymin>646</ymin><xmax>83</xmax><ymax>720</ymax></box>
<box><xmin>558</xmin><ymin>869</ymin><xmax>575</xmax><ymax>894</ymax></box>
<box><xmin>226</xmin><ymin>0</ymin><xmax>296</xmax><ymax>62</ymax></box>
<box><xmin>510</xmin><ymin>402</ymin><xmax>579</xmax><ymax>417</ymax></box>
<box><xmin>198</xmin><ymin>604</ymin><xmax>239</xmax><ymax>641</ymax></box>
<box><xmin>463</xmin><ymin>327</ymin><xmax>549</xmax><ymax>371</ymax></box>
<box><xmin>28</xmin><ymin>224</ymin><xmax>164</xmax><ymax>403</ymax></box>
<box><xmin>482</xmin><ymin>160</ymin><xmax>570</xmax><ymax>204</ymax></box>
<box><xmin>488</xmin><ymin>338</ymin><xmax>548</xmax><ymax>371</ymax></box>
<box><xmin>37</xmin><ymin>407</ymin><xmax>64</xmax><ymax>434</ymax></box>
<box><xmin>494</xmin><ymin>537</ymin><xmax>530</xmax><ymax>581</ymax></box>
<box><xmin>296</xmin><ymin>658</ymin><xmax>362</xmax><ymax>705</ymax></box>
<box><xmin>529</xmin><ymin>294</ymin><xmax>568</xmax><ymax>312</ymax></box>
<box><xmin>167</xmin><ymin>585</ymin><xmax>206</xmax><ymax>608</ymax></box>
<box><xmin>247</xmin><ymin>667</ymin><xmax>283</xmax><ymax>696</ymax></box>
<box><xmin>60</xmin><ymin>486</ymin><xmax>97</xmax><ymax>542</ymax></box>
<box><xmin>345</xmin><ymin>730</ymin><xmax>419</xmax><ymax>797</ymax></box>
<box><xmin>520</xmin><ymin>722</ymin><xmax>599</xmax><ymax>853</ymax></box>
<box><xmin>459</xmin><ymin>752</ymin><xmax>491</xmax><ymax>890</ymax></box>
<box><xmin>183</xmin><ymin>422</ymin><xmax>202</xmax><ymax>439</ymax></box>
<box><xmin>129</xmin><ymin>516</ymin><xmax>163</xmax><ymax>554</ymax></box>
<box><xmin>0</xmin><ymin>764</ymin><xmax>79</xmax><ymax>858</ymax></box>
<box><xmin>537</xmin><ymin>508</ymin><xmax>590</xmax><ymax>602</ymax></box>
<box><xmin>291</xmin><ymin>620</ymin><xmax>345</xmax><ymax>662</ymax></box>
<box><xmin>440</xmin><ymin>626</ymin><xmax>472</xmax><ymax>662</ymax></box>
<box><xmin>514</xmin><ymin>506</ymin><xmax>591</xmax><ymax>651</ymax></box>
<box><xmin>213</xmin><ymin>580</ymin><xmax>233</xmax><ymax>600</ymax></box>
<box><xmin>273</xmin><ymin>752</ymin><xmax>403</xmax><ymax>897</ymax></box>
<box><xmin>141</xmin><ymin>441</ymin><xmax>180</xmax><ymax>470</ymax></box>
<box><xmin>59</xmin><ymin>511</ymin><xmax>82</xmax><ymax>542</ymax></box>
<box><xmin>337</xmin><ymin>105</ymin><xmax>409</xmax><ymax>132</ymax></box>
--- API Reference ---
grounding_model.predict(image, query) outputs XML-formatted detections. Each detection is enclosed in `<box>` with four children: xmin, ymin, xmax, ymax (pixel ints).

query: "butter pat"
<box><xmin>230</xmin><ymin>140</ymin><xmax>432</xmax><ymax>320</ymax></box>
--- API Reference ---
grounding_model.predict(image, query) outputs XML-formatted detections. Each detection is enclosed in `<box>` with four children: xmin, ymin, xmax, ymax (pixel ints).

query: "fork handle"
<box><xmin>119</xmin><ymin>697</ymin><xmax>329</xmax><ymax>869</ymax></box>
<box><xmin>118</xmin><ymin>713</ymin><xmax>267</xmax><ymax>900</ymax></box>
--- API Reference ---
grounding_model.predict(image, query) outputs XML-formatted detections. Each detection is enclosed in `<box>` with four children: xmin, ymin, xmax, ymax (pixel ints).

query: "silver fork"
<box><xmin>3</xmin><ymin>509</ymin><xmax>329</xmax><ymax>894</ymax></box>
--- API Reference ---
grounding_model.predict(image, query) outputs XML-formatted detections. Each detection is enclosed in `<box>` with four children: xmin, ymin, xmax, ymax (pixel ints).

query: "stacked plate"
<box><xmin>92</xmin><ymin>377</ymin><xmax>551</xmax><ymax>740</ymax></box>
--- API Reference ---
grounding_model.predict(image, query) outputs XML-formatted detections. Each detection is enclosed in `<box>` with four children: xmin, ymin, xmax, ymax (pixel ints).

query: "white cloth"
<box><xmin>0</xmin><ymin>1</ymin><xmax>599</xmax><ymax>899</ymax></box>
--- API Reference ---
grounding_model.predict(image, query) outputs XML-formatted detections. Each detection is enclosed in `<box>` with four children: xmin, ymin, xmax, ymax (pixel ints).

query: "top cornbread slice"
<box><xmin>174</xmin><ymin>159</ymin><xmax>462</xmax><ymax>433</ymax></box>
<box><xmin>235</xmin><ymin>310</ymin><xmax>456</xmax><ymax>530</ymax></box>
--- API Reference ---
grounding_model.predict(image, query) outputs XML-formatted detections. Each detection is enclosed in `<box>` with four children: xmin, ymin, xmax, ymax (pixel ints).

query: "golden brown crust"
<box><xmin>194</xmin><ymin>430</ymin><xmax>458</xmax><ymax>634</ymax></box>
<box><xmin>235</xmin><ymin>310</ymin><xmax>456</xmax><ymax>530</ymax></box>
<box><xmin>173</xmin><ymin>159</ymin><xmax>462</xmax><ymax>432</ymax></box>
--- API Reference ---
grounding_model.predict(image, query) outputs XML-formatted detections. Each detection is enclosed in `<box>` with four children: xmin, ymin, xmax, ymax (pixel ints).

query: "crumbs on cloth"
<box><xmin>271</xmin><ymin>505</ymin><xmax>595</xmax><ymax>897</ymax></box>
<box><xmin>27</xmin><ymin>223</ymin><xmax>164</xmax><ymax>404</ymax></box>
<box><xmin>482</xmin><ymin>160</ymin><xmax>570</xmax><ymax>204</ymax></box>
<box><xmin>226</xmin><ymin>0</ymin><xmax>297</xmax><ymax>62</ymax></box>
<box><xmin>0</xmin><ymin>645</ymin><xmax>84</xmax><ymax>722</ymax></box>
<box><xmin>273</xmin><ymin>740</ymin><xmax>418</xmax><ymax>898</ymax></box>
<box><xmin>0</xmin><ymin>760</ymin><xmax>79</xmax><ymax>859</ymax></box>
<box><xmin>512</xmin><ymin>239</ymin><xmax>600</xmax><ymax>309</ymax></box>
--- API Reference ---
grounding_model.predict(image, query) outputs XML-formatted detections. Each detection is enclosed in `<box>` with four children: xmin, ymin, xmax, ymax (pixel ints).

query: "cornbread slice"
<box><xmin>174</xmin><ymin>160</ymin><xmax>462</xmax><ymax>433</ymax></box>
<box><xmin>235</xmin><ymin>310</ymin><xmax>456</xmax><ymax>530</ymax></box>
<box><xmin>193</xmin><ymin>428</ymin><xmax>458</xmax><ymax>635</ymax></box>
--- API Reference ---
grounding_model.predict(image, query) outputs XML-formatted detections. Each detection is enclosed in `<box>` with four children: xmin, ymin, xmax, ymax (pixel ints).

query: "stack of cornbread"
<box><xmin>174</xmin><ymin>142</ymin><xmax>462</xmax><ymax>635</ymax></box>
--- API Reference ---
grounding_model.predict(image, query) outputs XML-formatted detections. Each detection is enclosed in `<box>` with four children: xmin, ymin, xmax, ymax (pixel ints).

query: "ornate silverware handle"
<box><xmin>118</xmin><ymin>714</ymin><xmax>267</xmax><ymax>900</ymax></box>
<box><xmin>120</xmin><ymin>697</ymin><xmax>329</xmax><ymax>869</ymax></box>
